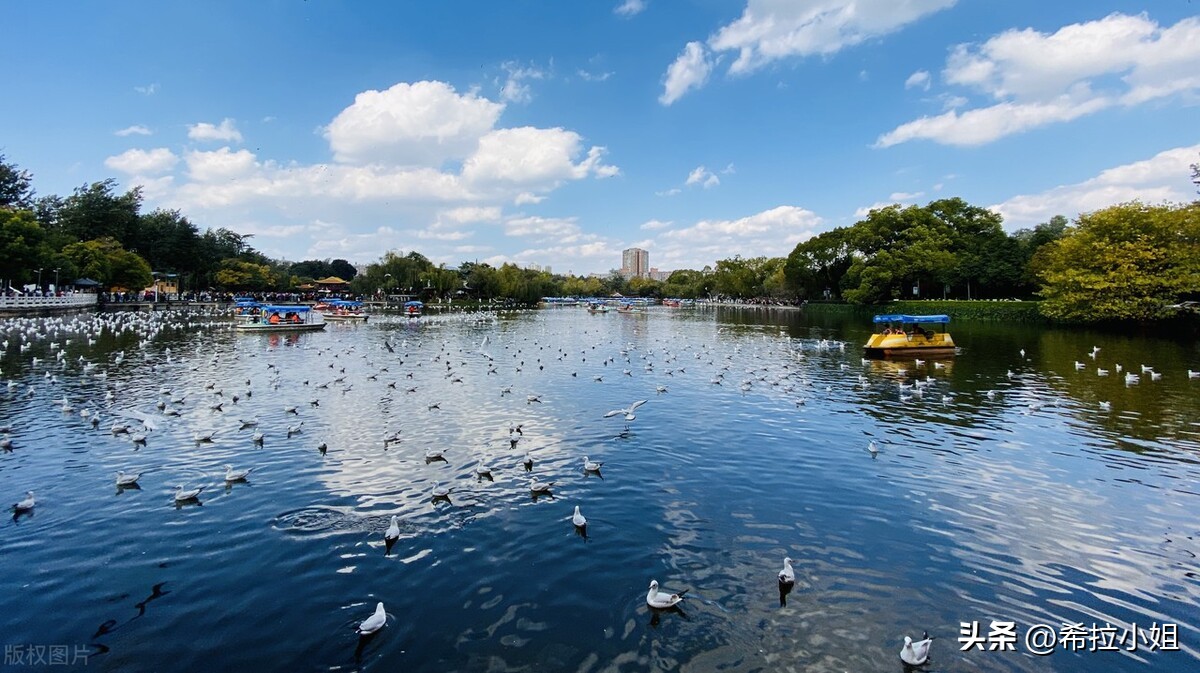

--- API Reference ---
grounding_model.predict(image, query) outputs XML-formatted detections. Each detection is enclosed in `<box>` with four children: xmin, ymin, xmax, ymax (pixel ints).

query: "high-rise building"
<box><xmin>621</xmin><ymin>247</ymin><xmax>649</xmax><ymax>279</ymax></box>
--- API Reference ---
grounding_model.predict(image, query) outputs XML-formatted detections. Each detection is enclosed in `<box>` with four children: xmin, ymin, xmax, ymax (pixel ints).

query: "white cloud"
<box><xmin>188</xmin><ymin>118</ymin><xmax>243</xmax><ymax>143</ymax></box>
<box><xmin>503</xmin><ymin>215</ymin><xmax>582</xmax><ymax>239</ymax></box>
<box><xmin>185</xmin><ymin>147</ymin><xmax>259</xmax><ymax>183</ymax></box>
<box><xmin>905</xmin><ymin>70</ymin><xmax>931</xmax><ymax>91</ymax></box>
<box><xmin>655</xmin><ymin>205</ymin><xmax>823</xmax><ymax>269</ymax></box>
<box><xmin>660</xmin><ymin>41</ymin><xmax>712</xmax><ymax>105</ymax></box>
<box><xmin>880</xmin><ymin>13</ymin><xmax>1200</xmax><ymax>146</ymax></box>
<box><xmin>123</xmin><ymin>79</ymin><xmax>621</xmax><ymax>271</ymax></box>
<box><xmin>414</xmin><ymin>228</ymin><xmax>473</xmax><ymax>241</ymax></box>
<box><xmin>134</xmin><ymin>83</ymin><xmax>158</xmax><ymax>95</ymax></box>
<box><xmin>640</xmin><ymin>219</ymin><xmax>673</xmax><ymax>230</ymax></box>
<box><xmin>656</xmin><ymin>187</ymin><xmax>682</xmax><ymax>197</ymax></box>
<box><xmin>615</xmin><ymin>0</ymin><xmax>646</xmax><ymax>17</ymax></box>
<box><xmin>439</xmin><ymin>206</ymin><xmax>502</xmax><ymax>224</ymax></box>
<box><xmin>114</xmin><ymin>125</ymin><xmax>152</xmax><ymax>137</ymax></box>
<box><xmin>577</xmin><ymin>69</ymin><xmax>613</xmax><ymax>82</ymax></box>
<box><xmin>324</xmin><ymin>81</ymin><xmax>503</xmax><ymax>166</ymax></box>
<box><xmin>875</xmin><ymin>96</ymin><xmax>1109</xmax><ymax>148</ymax></box>
<box><xmin>683</xmin><ymin>0</ymin><xmax>955</xmax><ymax>88</ymax></box>
<box><xmin>462</xmin><ymin>127</ymin><xmax>618</xmax><ymax>187</ymax></box>
<box><xmin>104</xmin><ymin>147</ymin><xmax>178</xmax><ymax>175</ymax></box>
<box><xmin>854</xmin><ymin>201</ymin><xmax>904</xmax><ymax>218</ymax></box>
<box><xmin>685</xmin><ymin>165</ymin><xmax>720</xmax><ymax>188</ymax></box>
<box><xmin>498</xmin><ymin>62</ymin><xmax>547</xmax><ymax>104</ymax></box>
<box><xmin>515</xmin><ymin>192</ymin><xmax>546</xmax><ymax>205</ymax></box>
<box><xmin>889</xmin><ymin>190</ymin><xmax>924</xmax><ymax>201</ymax></box>
<box><xmin>991</xmin><ymin>143</ymin><xmax>1200</xmax><ymax>226</ymax></box>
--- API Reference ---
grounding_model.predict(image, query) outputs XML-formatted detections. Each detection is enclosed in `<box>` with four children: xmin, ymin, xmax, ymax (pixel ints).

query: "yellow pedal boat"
<box><xmin>863</xmin><ymin>314</ymin><xmax>955</xmax><ymax>358</ymax></box>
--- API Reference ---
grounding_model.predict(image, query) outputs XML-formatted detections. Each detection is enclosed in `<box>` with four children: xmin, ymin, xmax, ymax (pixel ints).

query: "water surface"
<box><xmin>1</xmin><ymin>306</ymin><xmax>1198</xmax><ymax>672</ymax></box>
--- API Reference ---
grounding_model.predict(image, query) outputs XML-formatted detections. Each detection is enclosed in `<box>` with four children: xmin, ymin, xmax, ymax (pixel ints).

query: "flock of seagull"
<box><xmin>7</xmin><ymin>306</ymin><xmax>1195</xmax><ymax>667</ymax></box>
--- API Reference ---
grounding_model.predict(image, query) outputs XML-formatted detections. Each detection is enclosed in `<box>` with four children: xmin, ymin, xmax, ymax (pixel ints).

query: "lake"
<box><xmin>1</xmin><ymin>305</ymin><xmax>1198</xmax><ymax>672</ymax></box>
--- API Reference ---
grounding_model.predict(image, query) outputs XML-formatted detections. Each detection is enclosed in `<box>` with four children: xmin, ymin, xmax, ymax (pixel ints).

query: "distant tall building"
<box><xmin>621</xmin><ymin>247</ymin><xmax>649</xmax><ymax>279</ymax></box>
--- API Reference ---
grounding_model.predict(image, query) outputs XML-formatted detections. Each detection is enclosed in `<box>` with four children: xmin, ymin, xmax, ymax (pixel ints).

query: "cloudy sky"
<box><xmin>4</xmin><ymin>1</ymin><xmax>1198</xmax><ymax>274</ymax></box>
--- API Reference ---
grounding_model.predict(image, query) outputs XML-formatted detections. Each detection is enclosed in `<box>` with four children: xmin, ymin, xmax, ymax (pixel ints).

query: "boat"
<box><xmin>863</xmin><ymin>314</ymin><xmax>955</xmax><ymax>357</ymax></box>
<box><xmin>403</xmin><ymin>300</ymin><xmax>424</xmax><ymax>317</ymax></box>
<box><xmin>586</xmin><ymin>301</ymin><xmax>609</xmax><ymax>314</ymax></box>
<box><xmin>321</xmin><ymin>299</ymin><xmax>368</xmax><ymax>322</ymax></box>
<box><xmin>234</xmin><ymin>305</ymin><xmax>326</xmax><ymax>332</ymax></box>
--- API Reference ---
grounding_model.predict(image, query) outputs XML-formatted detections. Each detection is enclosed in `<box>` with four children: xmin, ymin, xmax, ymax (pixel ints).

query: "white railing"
<box><xmin>0</xmin><ymin>294</ymin><xmax>98</xmax><ymax>310</ymax></box>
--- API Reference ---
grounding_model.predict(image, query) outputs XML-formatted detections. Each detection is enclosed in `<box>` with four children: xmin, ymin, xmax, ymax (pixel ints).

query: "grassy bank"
<box><xmin>803</xmin><ymin>300</ymin><xmax>1047</xmax><ymax>323</ymax></box>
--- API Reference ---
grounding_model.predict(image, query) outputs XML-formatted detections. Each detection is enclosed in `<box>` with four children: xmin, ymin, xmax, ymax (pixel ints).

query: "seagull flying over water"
<box><xmin>604</xmin><ymin>400</ymin><xmax>647</xmax><ymax>421</ymax></box>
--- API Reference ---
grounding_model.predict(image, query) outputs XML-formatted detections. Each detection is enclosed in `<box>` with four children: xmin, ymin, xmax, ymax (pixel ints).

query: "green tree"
<box><xmin>0</xmin><ymin>209</ymin><xmax>46</xmax><ymax>287</ymax></box>
<box><xmin>138</xmin><ymin>209</ymin><xmax>201</xmax><ymax>274</ymax></box>
<box><xmin>0</xmin><ymin>154</ymin><xmax>35</xmax><ymax>210</ymax></box>
<box><xmin>330</xmin><ymin>258</ymin><xmax>357</xmax><ymax>280</ymax></box>
<box><xmin>61</xmin><ymin>237</ymin><xmax>151</xmax><ymax>290</ymax></box>
<box><xmin>784</xmin><ymin>228</ymin><xmax>852</xmax><ymax>300</ymax></box>
<box><xmin>214</xmin><ymin>259</ymin><xmax>276</xmax><ymax>291</ymax></box>
<box><xmin>466</xmin><ymin>264</ymin><xmax>500</xmax><ymax>299</ymax></box>
<box><xmin>55</xmin><ymin>180</ymin><xmax>143</xmax><ymax>247</ymax></box>
<box><xmin>1037</xmin><ymin>202</ymin><xmax>1200</xmax><ymax>322</ymax></box>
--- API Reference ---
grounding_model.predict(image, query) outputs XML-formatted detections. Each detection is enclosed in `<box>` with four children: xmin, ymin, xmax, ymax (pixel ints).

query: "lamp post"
<box><xmin>384</xmin><ymin>273</ymin><xmax>392</xmax><ymax>300</ymax></box>
<box><xmin>36</xmin><ymin>268</ymin><xmax>43</xmax><ymax>293</ymax></box>
<box><xmin>53</xmin><ymin>268</ymin><xmax>60</xmax><ymax>293</ymax></box>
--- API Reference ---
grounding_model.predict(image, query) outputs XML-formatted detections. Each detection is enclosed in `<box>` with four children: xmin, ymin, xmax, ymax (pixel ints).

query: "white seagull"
<box><xmin>900</xmin><ymin>632</ymin><xmax>933</xmax><ymax>666</ymax></box>
<box><xmin>14</xmin><ymin>491</ymin><xmax>35</xmax><ymax>512</ymax></box>
<box><xmin>356</xmin><ymin>602</ymin><xmax>387</xmax><ymax>635</ymax></box>
<box><xmin>116</xmin><ymin>471</ymin><xmax>141</xmax><ymax>487</ymax></box>
<box><xmin>778</xmin><ymin>557</ymin><xmax>795</xmax><ymax>584</ymax></box>
<box><xmin>224</xmin><ymin>464</ymin><xmax>253</xmax><ymax>481</ymax></box>
<box><xmin>174</xmin><ymin>485</ymin><xmax>203</xmax><ymax>502</ymax></box>
<box><xmin>384</xmin><ymin>515</ymin><xmax>400</xmax><ymax>544</ymax></box>
<box><xmin>645</xmin><ymin>579</ymin><xmax>687</xmax><ymax>609</ymax></box>
<box><xmin>604</xmin><ymin>399</ymin><xmax>647</xmax><ymax>421</ymax></box>
<box><xmin>572</xmin><ymin>505</ymin><xmax>587</xmax><ymax>527</ymax></box>
<box><xmin>529</xmin><ymin>477</ymin><xmax>553</xmax><ymax>494</ymax></box>
<box><xmin>583</xmin><ymin>456</ymin><xmax>603</xmax><ymax>472</ymax></box>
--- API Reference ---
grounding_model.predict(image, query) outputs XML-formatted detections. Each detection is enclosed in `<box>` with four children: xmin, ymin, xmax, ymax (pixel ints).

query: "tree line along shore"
<box><xmin>3</xmin><ymin>153</ymin><xmax>1197</xmax><ymax>324</ymax></box>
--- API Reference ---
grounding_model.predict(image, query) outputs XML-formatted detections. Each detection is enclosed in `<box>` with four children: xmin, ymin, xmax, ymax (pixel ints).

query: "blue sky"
<box><xmin>4</xmin><ymin>1</ymin><xmax>1198</xmax><ymax>275</ymax></box>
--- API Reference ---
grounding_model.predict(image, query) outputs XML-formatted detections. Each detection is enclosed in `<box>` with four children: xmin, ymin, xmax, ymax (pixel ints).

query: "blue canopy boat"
<box><xmin>323</xmin><ymin>299</ymin><xmax>368</xmax><ymax>322</ymax></box>
<box><xmin>863</xmin><ymin>314</ymin><xmax>955</xmax><ymax>357</ymax></box>
<box><xmin>234</xmin><ymin>304</ymin><xmax>326</xmax><ymax>332</ymax></box>
<box><xmin>404</xmin><ymin>300</ymin><xmax>424</xmax><ymax>317</ymax></box>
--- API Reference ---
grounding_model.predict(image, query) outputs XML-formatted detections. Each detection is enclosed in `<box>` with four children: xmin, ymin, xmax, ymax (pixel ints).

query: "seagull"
<box><xmin>116</xmin><ymin>471</ymin><xmax>141</xmax><ymax>487</ymax></box>
<box><xmin>174</xmin><ymin>485</ymin><xmax>203</xmax><ymax>502</ymax></box>
<box><xmin>572</xmin><ymin>505</ymin><xmax>587</xmax><ymax>528</ymax></box>
<box><xmin>866</xmin><ymin>441</ymin><xmax>879</xmax><ymax>458</ymax></box>
<box><xmin>656</xmin><ymin>385</ymin><xmax>668</xmax><ymax>394</ymax></box>
<box><xmin>13</xmin><ymin>491</ymin><xmax>35</xmax><ymax>512</ymax></box>
<box><xmin>526</xmin><ymin>394</ymin><xmax>542</xmax><ymax>404</ymax></box>
<box><xmin>529</xmin><ymin>477</ymin><xmax>553</xmax><ymax>494</ymax></box>
<box><xmin>224</xmin><ymin>465</ymin><xmax>253</xmax><ymax>481</ymax></box>
<box><xmin>357</xmin><ymin>602</ymin><xmax>387</xmax><ymax>635</ymax></box>
<box><xmin>384</xmin><ymin>515</ymin><xmax>400</xmax><ymax>544</ymax></box>
<box><xmin>645</xmin><ymin>580</ymin><xmax>687</xmax><ymax>609</ymax></box>
<box><xmin>900</xmin><ymin>632</ymin><xmax>933</xmax><ymax>666</ymax></box>
<box><xmin>778</xmin><ymin>557</ymin><xmax>795</xmax><ymax>585</ymax></box>
<box><xmin>522</xmin><ymin>452</ymin><xmax>533</xmax><ymax>471</ymax></box>
<box><xmin>1099</xmin><ymin>401</ymin><xmax>1112</xmax><ymax>411</ymax></box>
<box><xmin>583</xmin><ymin>456</ymin><xmax>603</xmax><ymax>472</ymax></box>
<box><xmin>252</xmin><ymin>431</ymin><xmax>265</xmax><ymax>445</ymax></box>
<box><xmin>431</xmin><ymin>482</ymin><xmax>450</xmax><ymax>498</ymax></box>
<box><xmin>604</xmin><ymin>400</ymin><xmax>647</xmax><ymax>421</ymax></box>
